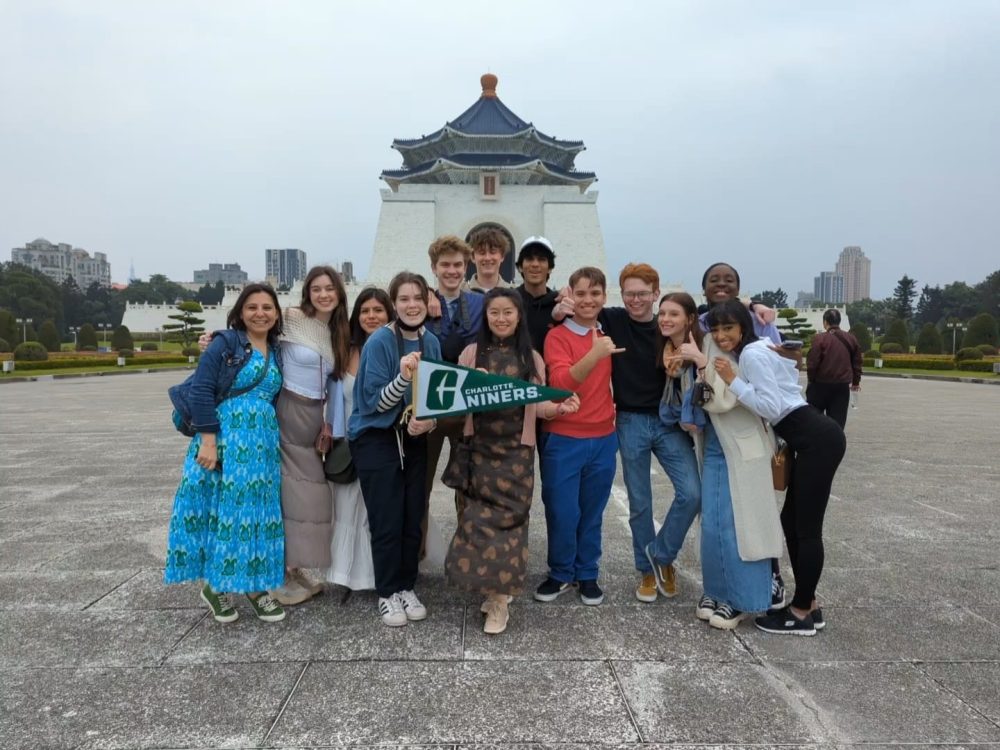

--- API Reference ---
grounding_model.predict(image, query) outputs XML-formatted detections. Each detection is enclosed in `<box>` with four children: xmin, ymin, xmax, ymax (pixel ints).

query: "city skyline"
<box><xmin>2</xmin><ymin>3</ymin><xmax>998</xmax><ymax>298</ymax></box>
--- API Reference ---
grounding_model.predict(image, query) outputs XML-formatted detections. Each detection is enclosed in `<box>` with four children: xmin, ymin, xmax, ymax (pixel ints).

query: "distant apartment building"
<box><xmin>193</xmin><ymin>263</ymin><xmax>248</xmax><ymax>285</ymax></box>
<box><xmin>835</xmin><ymin>246</ymin><xmax>871</xmax><ymax>302</ymax></box>
<box><xmin>11</xmin><ymin>238</ymin><xmax>111</xmax><ymax>287</ymax></box>
<box><xmin>813</xmin><ymin>271</ymin><xmax>845</xmax><ymax>304</ymax></box>
<box><xmin>795</xmin><ymin>290</ymin><xmax>817</xmax><ymax>308</ymax></box>
<box><xmin>265</xmin><ymin>248</ymin><xmax>307</xmax><ymax>288</ymax></box>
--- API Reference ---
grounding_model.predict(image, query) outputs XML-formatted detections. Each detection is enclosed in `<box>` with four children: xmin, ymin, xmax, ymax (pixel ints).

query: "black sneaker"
<box><xmin>695</xmin><ymin>595</ymin><xmax>717</xmax><ymax>621</ymax></box>
<box><xmin>754</xmin><ymin>606</ymin><xmax>816</xmax><ymax>636</ymax></box>
<box><xmin>811</xmin><ymin>607</ymin><xmax>825</xmax><ymax>631</ymax></box>
<box><xmin>708</xmin><ymin>602</ymin><xmax>746</xmax><ymax>630</ymax></box>
<box><xmin>534</xmin><ymin>577</ymin><xmax>575</xmax><ymax>602</ymax></box>
<box><xmin>578</xmin><ymin>579</ymin><xmax>604</xmax><ymax>605</ymax></box>
<box><xmin>771</xmin><ymin>572</ymin><xmax>786</xmax><ymax>609</ymax></box>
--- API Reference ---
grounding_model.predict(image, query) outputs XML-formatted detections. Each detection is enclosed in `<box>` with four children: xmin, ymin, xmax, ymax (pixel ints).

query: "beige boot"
<box><xmin>482</xmin><ymin>595</ymin><xmax>509</xmax><ymax>635</ymax></box>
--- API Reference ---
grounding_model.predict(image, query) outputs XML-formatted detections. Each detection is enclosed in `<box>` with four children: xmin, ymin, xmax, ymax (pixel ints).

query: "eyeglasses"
<box><xmin>622</xmin><ymin>291</ymin><xmax>654</xmax><ymax>300</ymax></box>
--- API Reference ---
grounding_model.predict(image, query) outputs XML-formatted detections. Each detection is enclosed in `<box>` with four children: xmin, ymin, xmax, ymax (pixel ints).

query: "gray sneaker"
<box><xmin>201</xmin><ymin>584</ymin><xmax>238</xmax><ymax>623</ymax></box>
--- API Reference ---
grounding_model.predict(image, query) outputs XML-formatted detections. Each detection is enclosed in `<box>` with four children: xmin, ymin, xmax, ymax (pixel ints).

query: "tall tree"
<box><xmin>60</xmin><ymin>275</ymin><xmax>86</xmax><ymax>330</ymax></box>
<box><xmin>37</xmin><ymin>319</ymin><xmax>61</xmax><ymax>352</ymax></box>
<box><xmin>940</xmin><ymin>282</ymin><xmax>980</xmax><ymax>321</ymax></box>
<box><xmin>963</xmin><ymin>313</ymin><xmax>999</xmax><ymax>349</ymax></box>
<box><xmin>975</xmin><ymin>270</ymin><xmax>1000</xmax><ymax>319</ymax></box>
<box><xmin>915</xmin><ymin>285</ymin><xmax>945</xmax><ymax>327</ymax></box>
<box><xmin>753</xmin><ymin>288</ymin><xmax>788</xmax><ymax>309</ymax></box>
<box><xmin>915</xmin><ymin>323</ymin><xmax>943</xmax><ymax>354</ymax></box>
<box><xmin>892</xmin><ymin>275</ymin><xmax>918</xmax><ymax>320</ymax></box>
<box><xmin>849</xmin><ymin>321</ymin><xmax>872</xmax><ymax>352</ymax></box>
<box><xmin>846</xmin><ymin>298</ymin><xmax>893</xmax><ymax>332</ymax></box>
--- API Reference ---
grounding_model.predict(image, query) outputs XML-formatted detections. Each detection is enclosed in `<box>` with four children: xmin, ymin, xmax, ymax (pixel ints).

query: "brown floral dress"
<box><xmin>445</xmin><ymin>344</ymin><xmax>535</xmax><ymax>596</ymax></box>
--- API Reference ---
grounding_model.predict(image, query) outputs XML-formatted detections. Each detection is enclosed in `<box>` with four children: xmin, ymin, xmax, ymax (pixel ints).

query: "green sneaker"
<box><xmin>201</xmin><ymin>584</ymin><xmax>238</xmax><ymax>623</ymax></box>
<box><xmin>247</xmin><ymin>592</ymin><xmax>286</xmax><ymax>622</ymax></box>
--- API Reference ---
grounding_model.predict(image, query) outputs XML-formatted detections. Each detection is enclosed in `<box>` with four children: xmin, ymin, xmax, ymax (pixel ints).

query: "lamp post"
<box><xmin>99</xmin><ymin>323</ymin><xmax>110</xmax><ymax>345</ymax></box>
<box><xmin>15</xmin><ymin>317</ymin><xmax>33</xmax><ymax>342</ymax></box>
<box><xmin>69</xmin><ymin>326</ymin><xmax>80</xmax><ymax>348</ymax></box>
<box><xmin>947</xmin><ymin>322</ymin><xmax>967</xmax><ymax>355</ymax></box>
<box><xmin>156</xmin><ymin>326</ymin><xmax>162</xmax><ymax>346</ymax></box>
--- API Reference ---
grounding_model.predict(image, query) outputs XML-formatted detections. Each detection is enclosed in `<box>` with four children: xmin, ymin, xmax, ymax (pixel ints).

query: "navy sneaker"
<box><xmin>578</xmin><ymin>579</ymin><xmax>604</xmax><ymax>606</ymax></box>
<box><xmin>754</xmin><ymin>606</ymin><xmax>816</xmax><ymax>636</ymax></box>
<box><xmin>695</xmin><ymin>595</ymin><xmax>717</xmax><ymax>621</ymax></box>
<box><xmin>534</xmin><ymin>577</ymin><xmax>575</xmax><ymax>602</ymax></box>
<box><xmin>811</xmin><ymin>607</ymin><xmax>826</xmax><ymax>631</ymax></box>
<box><xmin>771</xmin><ymin>572</ymin><xmax>786</xmax><ymax>609</ymax></box>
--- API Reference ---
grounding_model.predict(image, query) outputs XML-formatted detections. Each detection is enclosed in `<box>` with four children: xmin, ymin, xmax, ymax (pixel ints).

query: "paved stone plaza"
<box><xmin>1</xmin><ymin>372</ymin><xmax>999</xmax><ymax>749</ymax></box>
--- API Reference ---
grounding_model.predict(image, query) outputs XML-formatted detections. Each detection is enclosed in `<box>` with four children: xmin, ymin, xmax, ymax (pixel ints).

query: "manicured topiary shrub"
<box><xmin>864</xmin><ymin>349</ymin><xmax>880</xmax><ymax>358</ymax></box>
<box><xmin>79</xmin><ymin>344</ymin><xmax>98</xmax><ymax>352</ymax></box>
<box><xmin>118</xmin><ymin>348</ymin><xmax>135</xmax><ymax>359</ymax></box>
<box><xmin>14</xmin><ymin>342</ymin><xmax>48</xmax><ymax>361</ymax></box>
<box><xmin>962</xmin><ymin>313</ymin><xmax>999</xmax><ymax>349</ymax></box>
<box><xmin>849</xmin><ymin>322</ymin><xmax>872</xmax><ymax>353</ymax></box>
<box><xmin>182</xmin><ymin>347</ymin><xmax>200</xmax><ymax>358</ymax></box>
<box><xmin>77</xmin><ymin>324</ymin><xmax>98</xmax><ymax>350</ymax></box>
<box><xmin>955</xmin><ymin>347</ymin><xmax>984</xmax><ymax>361</ymax></box>
<box><xmin>915</xmin><ymin>324</ymin><xmax>943</xmax><ymax>355</ymax></box>
<box><xmin>140</xmin><ymin>342</ymin><xmax>158</xmax><ymax>351</ymax></box>
<box><xmin>882</xmin><ymin>318</ymin><xmax>911</xmax><ymax>351</ymax></box>
<box><xmin>0</xmin><ymin>337</ymin><xmax>10</xmax><ymax>352</ymax></box>
<box><xmin>976</xmin><ymin>344</ymin><xmax>998</xmax><ymax>356</ymax></box>
<box><xmin>38</xmin><ymin>320</ymin><xmax>61</xmax><ymax>352</ymax></box>
<box><xmin>880</xmin><ymin>343</ymin><xmax>904</xmax><ymax>354</ymax></box>
<box><xmin>111</xmin><ymin>325</ymin><xmax>134</xmax><ymax>352</ymax></box>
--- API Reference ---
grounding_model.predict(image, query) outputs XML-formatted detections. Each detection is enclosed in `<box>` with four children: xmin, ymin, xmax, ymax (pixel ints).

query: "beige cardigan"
<box><xmin>457</xmin><ymin>344</ymin><xmax>548</xmax><ymax>447</ymax></box>
<box><xmin>700</xmin><ymin>337</ymin><xmax>784</xmax><ymax>562</ymax></box>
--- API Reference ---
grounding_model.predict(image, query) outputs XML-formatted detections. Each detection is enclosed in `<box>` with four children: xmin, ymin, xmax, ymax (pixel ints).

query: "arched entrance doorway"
<box><xmin>465</xmin><ymin>222</ymin><xmax>517</xmax><ymax>283</ymax></box>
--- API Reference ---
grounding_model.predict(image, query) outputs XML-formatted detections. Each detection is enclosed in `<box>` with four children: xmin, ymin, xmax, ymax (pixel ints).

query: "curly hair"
<box><xmin>468</xmin><ymin>226</ymin><xmax>510</xmax><ymax>256</ymax></box>
<box><xmin>428</xmin><ymin>235</ymin><xmax>472</xmax><ymax>265</ymax></box>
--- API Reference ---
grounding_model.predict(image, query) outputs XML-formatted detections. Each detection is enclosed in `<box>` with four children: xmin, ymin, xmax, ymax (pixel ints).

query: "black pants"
<box><xmin>806</xmin><ymin>381</ymin><xmax>850</xmax><ymax>430</ymax></box>
<box><xmin>773</xmin><ymin>405</ymin><xmax>847</xmax><ymax>610</ymax></box>
<box><xmin>350</xmin><ymin>427</ymin><xmax>427</xmax><ymax>598</ymax></box>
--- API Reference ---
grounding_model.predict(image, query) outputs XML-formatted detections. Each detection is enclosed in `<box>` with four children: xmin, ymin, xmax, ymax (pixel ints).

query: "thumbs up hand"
<box><xmin>665</xmin><ymin>331</ymin><xmax>708</xmax><ymax>369</ymax></box>
<box><xmin>591</xmin><ymin>327</ymin><xmax>626</xmax><ymax>359</ymax></box>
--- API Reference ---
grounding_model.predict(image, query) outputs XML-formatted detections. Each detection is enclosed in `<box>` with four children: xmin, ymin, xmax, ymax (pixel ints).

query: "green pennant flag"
<box><xmin>413</xmin><ymin>357</ymin><xmax>573</xmax><ymax>419</ymax></box>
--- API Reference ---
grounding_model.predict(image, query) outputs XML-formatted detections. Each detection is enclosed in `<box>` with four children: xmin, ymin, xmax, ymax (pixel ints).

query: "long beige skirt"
<box><xmin>277</xmin><ymin>391</ymin><xmax>334</xmax><ymax>569</ymax></box>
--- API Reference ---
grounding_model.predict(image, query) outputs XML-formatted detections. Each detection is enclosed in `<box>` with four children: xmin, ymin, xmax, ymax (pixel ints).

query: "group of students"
<box><xmin>164</xmin><ymin>227</ymin><xmax>848</xmax><ymax>637</ymax></box>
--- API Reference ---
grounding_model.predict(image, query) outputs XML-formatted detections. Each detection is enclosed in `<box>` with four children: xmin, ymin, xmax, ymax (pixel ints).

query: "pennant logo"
<box><xmin>413</xmin><ymin>357</ymin><xmax>572</xmax><ymax>419</ymax></box>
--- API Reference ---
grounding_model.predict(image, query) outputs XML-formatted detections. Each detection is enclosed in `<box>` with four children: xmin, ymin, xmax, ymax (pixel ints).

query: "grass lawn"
<box><xmin>866</xmin><ymin>367</ymin><xmax>998</xmax><ymax>379</ymax></box>
<box><xmin>2</xmin><ymin>362</ymin><xmax>195</xmax><ymax>378</ymax></box>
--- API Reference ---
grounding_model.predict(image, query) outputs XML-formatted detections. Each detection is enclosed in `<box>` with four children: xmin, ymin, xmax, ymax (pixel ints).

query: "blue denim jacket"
<box><xmin>188</xmin><ymin>328</ymin><xmax>284</xmax><ymax>433</ymax></box>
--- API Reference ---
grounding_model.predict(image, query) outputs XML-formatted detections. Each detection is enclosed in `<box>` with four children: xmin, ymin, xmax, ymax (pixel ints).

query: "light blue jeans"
<box><xmin>616</xmin><ymin>411</ymin><xmax>702</xmax><ymax>573</ymax></box>
<box><xmin>700</xmin><ymin>421</ymin><xmax>771</xmax><ymax>612</ymax></box>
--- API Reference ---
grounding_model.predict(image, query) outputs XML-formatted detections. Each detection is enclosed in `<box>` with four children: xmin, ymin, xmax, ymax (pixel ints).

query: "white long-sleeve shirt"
<box><xmin>728</xmin><ymin>340</ymin><xmax>806</xmax><ymax>424</ymax></box>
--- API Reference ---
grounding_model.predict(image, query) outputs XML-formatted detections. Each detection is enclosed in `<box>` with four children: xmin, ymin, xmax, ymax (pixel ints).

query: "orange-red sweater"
<box><xmin>542</xmin><ymin>321</ymin><xmax>616</xmax><ymax>438</ymax></box>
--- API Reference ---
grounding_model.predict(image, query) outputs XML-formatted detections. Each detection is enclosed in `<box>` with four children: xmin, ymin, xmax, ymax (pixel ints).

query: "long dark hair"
<box><xmin>349</xmin><ymin>287</ymin><xmax>394</xmax><ymax>351</ymax></box>
<box><xmin>475</xmin><ymin>288</ymin><xmax>539</xmax><ymax>381</ymax></box>
<box><xmin>300</xmin><ymin>265</ymin><xmax>350</xmax><ymax>379</ymax></box>
<box><xmin>655</xmin><ymin>291</ymin><xmax>702</xmax><ymax>370</ymax></box>
<box><xmin>227</xmin><ymin>283</ymin><xmax>283</xmax><ymax>341</ymax></box>
<box><xmin>705</xmin><ymin>298</ymin><xmax>759</xmax><ymax>356</ymax></box>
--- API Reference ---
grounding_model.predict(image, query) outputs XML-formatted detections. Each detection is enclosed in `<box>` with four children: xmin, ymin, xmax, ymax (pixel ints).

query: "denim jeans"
<box><xmin>700</xmin><ymin>421</ymin><xmax>771</xmax><ymax>612</ymax></box>
<box><xmin>616</xmin><ymin>411</ymin><xmax>702</xmax><ymax>573</ymax></box>
<box><xmin>540</xmin><ymin>432</ymin><xmax>617</xmax><ymax>583</ymax></box>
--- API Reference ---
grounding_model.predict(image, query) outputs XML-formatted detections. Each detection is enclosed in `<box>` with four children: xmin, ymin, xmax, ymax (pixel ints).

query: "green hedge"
<box><xmin>862</xmin><ymin>357</ymin><xmax>956</xmax><ymax>370</ymax></box>
<box><xmin>9</xmin><ymin>356</ymin><xmax>191</xmax><ymax>371</ymax></box>
<box><xmin>956</xmin><ymin>347</ymin><xmax>984</xmax><ymax>361</ymax></box>
<box><xmin>14</xmin><ymin>342</ymin><xmax>48</xmax><ymax>361</ymax></box>
<box><xmin>957</xmin><ymin>360</ymin><xmax>998</xmax><ymax>373</ymax></box>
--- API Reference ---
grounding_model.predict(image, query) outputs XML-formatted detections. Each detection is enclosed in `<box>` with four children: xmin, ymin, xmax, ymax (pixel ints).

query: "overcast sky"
<box><xmin>2</xmin><ymin>1</ymin><xmax>998</xmax><ymax>299</ymax></box>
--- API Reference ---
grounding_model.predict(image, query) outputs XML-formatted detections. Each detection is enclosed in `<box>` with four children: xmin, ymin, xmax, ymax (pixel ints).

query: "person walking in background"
<box><xmin>325</xmin><ymin>287</ymin><xmax>393</xmax><ymax>593</ymax></box>
<box><xmin>806</xmin><ymin>309</ymin><xmax>862</xmax><ymax>429</ymax></box>
<box><xmin>536</xmin><ymin>267</ymin><xmax>620</xmax><ymax>607</ymax></box>
<box><xmin>349</xmin><ymin>272</ymin><xmax>441</xmax><ymax>627</ymax></box>
<box><xmin>166</xmin><ymin>284</ymin><xmax>287</xmax><ymax>623</ymax></box>
<box><xmin>446</xmin><ymin>288</ymin><xmax>580</xmax><ymax>634</ymax></box>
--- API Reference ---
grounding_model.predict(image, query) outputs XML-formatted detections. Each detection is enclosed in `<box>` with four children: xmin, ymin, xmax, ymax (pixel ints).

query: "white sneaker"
<box><xmin>378</xmin><ymin>594</ymin><xmax>407</xmax><ymax>627</ymax></box>
<box><xmin>397</xmin><ymin>589</ymin><xmax>427</xmax><ymax>621</ymax></box>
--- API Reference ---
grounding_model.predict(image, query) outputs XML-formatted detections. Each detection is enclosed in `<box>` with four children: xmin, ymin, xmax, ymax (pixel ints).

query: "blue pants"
<box><xmin>616</xmin><ymin>411</ymin><xmax>702</xmax><ymax>573</ymax></box>
<box><xmin>540</xmin><ymin>432</ymin><xmax>618</xmax><ymax>583</ymax></box>
<box><xmin>700</xmin><ymin>422</ymin><xmax>771</xmax><ymax>612</ymax></box>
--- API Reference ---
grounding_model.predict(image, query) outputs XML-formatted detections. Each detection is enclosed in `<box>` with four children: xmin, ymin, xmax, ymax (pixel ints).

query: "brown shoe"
<box><xmin>635</xmin><ymin>573</ymin><xmax>658</xmax><ymax>603</ymax></box>
<box><xmin>658</xmin><ymin>563</ymin><xmax>678</xmax><ymax>598</ymax></box>
<box><xmin>482</xmin><ymin>596</ymin><xmax>509</xmax><ymax>634</ymax></box>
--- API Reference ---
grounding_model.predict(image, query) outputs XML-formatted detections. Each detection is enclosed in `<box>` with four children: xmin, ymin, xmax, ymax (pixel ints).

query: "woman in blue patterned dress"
<box><xmin>165</xmin><ymin>284</ymin><xmax>287</xmax><ymax>623</ymax></box>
